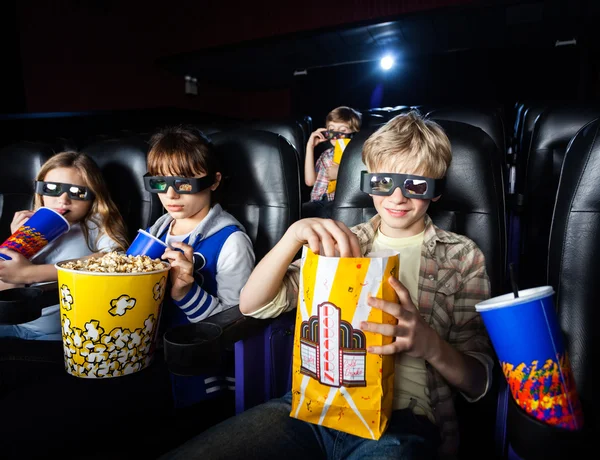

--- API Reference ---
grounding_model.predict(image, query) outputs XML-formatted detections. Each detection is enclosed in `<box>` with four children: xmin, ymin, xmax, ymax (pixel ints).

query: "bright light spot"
<box><xmin>380</xmin><ymin>56</ymin><xmax>394</xmax><ymax>70</ymax></box>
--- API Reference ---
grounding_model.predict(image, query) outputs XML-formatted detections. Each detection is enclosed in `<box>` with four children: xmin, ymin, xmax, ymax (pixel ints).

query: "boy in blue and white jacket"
<box><xmin>144</xmin><ymin>126</ymin><xmax>254</xmax><ymax>406</ymax></box>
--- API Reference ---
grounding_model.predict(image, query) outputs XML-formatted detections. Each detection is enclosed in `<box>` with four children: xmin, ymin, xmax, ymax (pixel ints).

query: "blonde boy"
<box><xmin>163</xmin><ymin>112</ymin><xmax>493</xmax><ymax>460</ymax></box>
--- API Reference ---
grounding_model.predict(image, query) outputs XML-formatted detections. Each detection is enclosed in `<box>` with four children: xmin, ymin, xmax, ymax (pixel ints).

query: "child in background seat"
<box><xmin>303</xmin><ymin>106</ymin><xmax>362</xmax><ymax>218</ymax></box>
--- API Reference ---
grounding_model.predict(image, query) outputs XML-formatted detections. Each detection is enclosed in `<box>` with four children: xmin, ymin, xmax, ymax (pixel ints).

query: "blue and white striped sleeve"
<box><xmin>172</xmin><ymin>283</ymin><xmax>218</xmax><ymax>323</ymax></box>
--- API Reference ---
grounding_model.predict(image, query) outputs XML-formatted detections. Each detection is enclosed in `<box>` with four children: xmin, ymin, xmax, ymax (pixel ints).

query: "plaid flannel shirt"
<box><xmin>310</xmin><ymin>147</ymin><xmax>335</xmax><ymax>201</ymax></box>
<box><xmin>263</xmin><ymin>214</ymin><xmax>493</xmax><ymax>458</ymax></box>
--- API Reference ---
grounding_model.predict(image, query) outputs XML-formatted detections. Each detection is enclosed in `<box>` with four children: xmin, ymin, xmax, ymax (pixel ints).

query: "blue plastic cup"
<box><xmin>476</xmin><ymin>286</ymin><xmax>584</xmax><ymax>430</ymax></box>
<box><xmin>126</xmin><ymin>229</ymin><xmax>168</xmax><ymax>259</ymax></box>
<box><xmin>0</xmin><ymin>207</ymin><xmax>70</xmax><ymax>261</ymax></box>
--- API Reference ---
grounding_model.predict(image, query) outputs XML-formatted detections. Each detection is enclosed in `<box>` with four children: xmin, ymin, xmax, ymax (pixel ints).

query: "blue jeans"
<box><xmin>162</xmin><ymin>391</ymin><xmax>440</xmax><ymax>460</ymax></box>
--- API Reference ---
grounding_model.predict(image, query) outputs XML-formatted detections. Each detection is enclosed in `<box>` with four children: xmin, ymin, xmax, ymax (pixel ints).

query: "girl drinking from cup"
<box><xmin>0</xmin><ymin>151</ymin><xmax>128</xmax><ymax>340</ymax></box>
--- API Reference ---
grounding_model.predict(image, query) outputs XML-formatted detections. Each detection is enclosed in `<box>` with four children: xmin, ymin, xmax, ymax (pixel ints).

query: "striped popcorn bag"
<box><xmin>326</xmin><ymin>138</ymin><xmax>352</xmax><ymax>195</ymax></box>
<box><xmin>290</xmin><ymin>246</ymin><xmax>398</xmax><ymax>440</ymax></box>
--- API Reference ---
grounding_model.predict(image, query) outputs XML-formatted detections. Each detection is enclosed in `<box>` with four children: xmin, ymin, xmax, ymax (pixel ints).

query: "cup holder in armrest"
<box><xmin>164</xmin><ymin>322</ymin><xmax>224</xmax><ymax>376</ymax></box>
<box><xmin>507</xmin><ymin>394</ymin><xmax>588</xmax><ymax>459</ymax></box>
<box><xmin>0</xmin><ymin>287</ymin><xmax>44</xmax><ymax>325</ymax></box>
<box><xmin>162</xmin><ymin>307</ymin><xmax>280</xmax><ymax>375</ymax></box>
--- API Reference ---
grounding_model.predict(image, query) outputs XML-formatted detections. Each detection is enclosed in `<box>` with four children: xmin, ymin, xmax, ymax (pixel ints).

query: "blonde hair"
<box><xmin>326</xmin><ymin>106</ymin><xmax>362</xmax><ymax>132</ymax></box>
<box><xmin>362</xmin><ymin>111</ymin><xmax>452</xmax><ymax>178</ymax></box>
<box><xmin>35</xmin><ymin>152</ymin><xmax>128</xmax><ymax>251</ymax></box>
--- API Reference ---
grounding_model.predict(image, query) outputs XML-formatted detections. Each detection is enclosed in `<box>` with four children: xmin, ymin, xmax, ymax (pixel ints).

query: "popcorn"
<box><xmin>58</xmin><ymin>251</ymin><xmax>168</xmax><ymax>273</ymax></box>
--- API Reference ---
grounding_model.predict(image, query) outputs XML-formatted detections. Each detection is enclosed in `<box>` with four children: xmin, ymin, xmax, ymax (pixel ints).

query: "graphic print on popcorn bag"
<box><xmin>300</xmin><ymin>302</ymin><xmax>367</xmax><ymax>387</ymax></box>
<box><xmin>290</xmin><ymin>246</ymin><xmax>398</xmax><ymax>440</ymax></box>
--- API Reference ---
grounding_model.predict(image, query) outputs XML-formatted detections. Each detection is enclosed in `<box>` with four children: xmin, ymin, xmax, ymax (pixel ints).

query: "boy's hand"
<box><xmin>161</xmin><ymin>241</ymin><xmax>195</xmax><ymax>301</ymax></box>
<box><xmin>361</xmin><ymin>276</ymin><xmax>441</xmax><ymax>362</ymax></box>
<box><xmin>325</xmin><ymin>163</ymin><xmax>339</xmax><ymax>181</ymax></box>
<box><xmin>0</xmin><ymin>249</ymin><xmax>34</xmax><ymax>285</ymax></box>
<box><xmin>307</xmin><ymin>128</ymin><xmax>328</xmax><ymax>148</ymax></box>
<box><xmin>286</xmin><ymin>218</ymin><xmax>361</xmax><ymax>258</ymax></box>
<box><xmin>10</xmin><ymin>210</ymin><xmax>34</xmax><ymax>234</ymax></box>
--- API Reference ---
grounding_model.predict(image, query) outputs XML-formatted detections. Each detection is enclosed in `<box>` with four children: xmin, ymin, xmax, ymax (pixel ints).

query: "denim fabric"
<box><xmin>162</xmin><ymin>391</ymin><xmax>440</xmax><ymax>460</ymax></box>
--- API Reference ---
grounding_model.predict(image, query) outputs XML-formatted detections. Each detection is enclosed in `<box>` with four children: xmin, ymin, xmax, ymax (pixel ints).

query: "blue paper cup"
<box><xmin>0</xmin><ymin>207</ymin><xmax>70</xmax><ymax>261</ymax></box>
<box><xmin>476</xmin><ymin>286</ymin><xmax>584</xmax><ymax>430</ymax></box>
<box><xmin>126</xmin><ymin>229</ymin><xmax>168</xmax><ymax>259</ymax></box>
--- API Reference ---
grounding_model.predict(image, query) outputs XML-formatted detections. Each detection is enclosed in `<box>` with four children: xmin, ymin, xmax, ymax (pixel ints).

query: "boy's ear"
<box><xmin>432</xmin><ymin>195</ymin><xmax>442</xmax><ymax>202</ymax></box>
<box><xmin>211</xmin><ymin>172</ymin><xmax>222</xmax><ymax>191</ymax></box>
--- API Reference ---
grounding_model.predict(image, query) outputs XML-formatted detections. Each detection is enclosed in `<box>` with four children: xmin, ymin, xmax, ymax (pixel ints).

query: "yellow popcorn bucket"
<box><xmin>55</xmin><ymin>259</ymin><xmax>170</xmax><ymax>378</ymax></box>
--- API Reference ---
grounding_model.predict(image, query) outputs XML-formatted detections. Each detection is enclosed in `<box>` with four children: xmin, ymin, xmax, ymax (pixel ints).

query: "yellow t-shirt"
<box><xmin>371</xmin><ymin>229</ymin><xmax>435</xmax><ymax>423</ymax></box>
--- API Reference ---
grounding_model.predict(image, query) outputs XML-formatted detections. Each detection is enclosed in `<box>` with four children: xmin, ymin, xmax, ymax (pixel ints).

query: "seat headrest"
<box><xmin>211</xmin><ymin>129</ymin><xmax>301</xmax><ymax>261</ymax></box>
<box><xmin>530</xmin><ymin>105</ymin><xmax>600</xmax><ymax>153</ymax></box>
<box><xmin>332</xmin><ymin>119</ymin><xmax>505</xmax><ymax>295</ymax></box>
<box><xmin>244</xmin><ymin>120</ymin><xmax>305</xmax><ymax>156</ymax></box>
<box><xmin>0</xmin><ymin>142</ymin><xmax>53</xmax><ymax>193</ymax></box>
<box><xmin>83</xmin><ymin>136</ymin><xmax>162</xmax><ymax>241</ymax></box>
<box><xmin>426</xmin><ymin>106</ymin><xmax>506</xmax><ymax>157</ymax></box>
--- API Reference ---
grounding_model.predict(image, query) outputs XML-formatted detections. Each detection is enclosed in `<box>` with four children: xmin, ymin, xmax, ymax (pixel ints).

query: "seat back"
<box><xmin>506</xmin><ymin>118</ymin><xmax>600</xmax><ymax>459</ymax></box>
<box><xmin>0</xmin><ymin>142</ymin><xmax>52</xmax><ymax>241</ymax></box>
<box><xmin>519</xmin><ymin>105</ymin><xmax>600</xmax><ymax>288</ymax></box>
<box><xmin>548</xmin><ymin>118</ymin><xmax>598</xmax><ymax>430</ymax></box>
<box><xmin>82</xmin><ymin>136</ymin><xmax>163</xmax><ymax>242</ymax></box>
<box><xmin>331</xmin><ymin>119</ymin><xmax>506</xmax><ymax>296</ymax></box>
<box><xmin>210</xmin><ymin>129</ymin><xmax>301</xmax><ymax>262</ymax></box>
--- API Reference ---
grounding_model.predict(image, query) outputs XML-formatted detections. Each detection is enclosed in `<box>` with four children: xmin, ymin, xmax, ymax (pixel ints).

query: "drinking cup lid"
<box><xmin>475</xmin><ymin>286</ymin><xmax>555</xmax><ymax>312</ymax></box>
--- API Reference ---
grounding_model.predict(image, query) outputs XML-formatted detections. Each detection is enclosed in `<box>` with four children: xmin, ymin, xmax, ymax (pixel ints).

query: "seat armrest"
<box><xmin>37</xmin><ymin>281</ymin><xmax>60</xmax><ymax>308</ymax></box>
<box><xmin>205</xmin><ymin>307</ymin><xmax>274</xmax><ymax>347</ymax></box>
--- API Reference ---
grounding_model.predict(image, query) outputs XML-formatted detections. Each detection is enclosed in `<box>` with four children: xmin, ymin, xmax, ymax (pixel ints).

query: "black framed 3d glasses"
<box><xmin>35</xmin><ymin>181</ymin><xmax>95</xmax><ymax>201</ymax></box>
<box><xmin>324</xmin><ymin>130</ymin><xmax>354</xmax><ymax>140</ymax></box>
<box><xmin>360</xmin><ymin>172</ymin><xmax>445</xmax><ymax>199</ymax></box>
<box><xmin>143</xmin><ymin>174</ymin><xmax>215</xmax><ymax>194</ymax></box>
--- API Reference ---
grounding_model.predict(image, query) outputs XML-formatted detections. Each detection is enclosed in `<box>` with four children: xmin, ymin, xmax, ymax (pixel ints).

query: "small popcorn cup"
<box><xmin>56</xmin><ymin>258</ymin><xmax>170</xmax><ymax>378</ymax></box>
<box><xmin>126</xmin><ymin>229</ymin><xmax>168</xmax><ymax>259</ymax></box>
<box><xmin>0</xmin><ymin>207</ymin><xmax>70</xmax><ymax>261</ymax></box>
<box><xmin>476</xmin><ymin>286</ymin><xmax>584</xmax><ymax>430</ymax></box>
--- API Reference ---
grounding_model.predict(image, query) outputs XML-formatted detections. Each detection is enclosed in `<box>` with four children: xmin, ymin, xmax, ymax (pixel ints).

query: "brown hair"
<box><xmin>147</xmin><ymin>126</ymin><xmax>219</xmax><ymax>178</ymax></box>
<box><xmin>362</xmin><ymin>111</ymin><xmax>452</xmax><ymax>178</ymax></box>
<box><xmin>35</xmin><ymin>152</ymin><xmax>128</xmax><ymax>251</ymax></box>
<box><xmin>325</xmin><ymin>106</ymin><xmax>362</xmax><ymax>132</ymax></box>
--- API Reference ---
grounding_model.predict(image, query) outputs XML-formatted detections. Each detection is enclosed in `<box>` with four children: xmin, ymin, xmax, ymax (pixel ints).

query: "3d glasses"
<box><xmin>143</xmin><ymin>174</ymin><xmax>215</xmax><ymax>194</ymax></box>
<box><xmin>360</xmin><ymin>172</ymin><xmax>445</xmax><ymax>199</ymax></box>
<box><xmin>324</xmin><ymin>130</ymin><xmax>354</xmax><ymax>140</ymax></box>
<box><xmin>35</xmin><ymin>181</ymin><xmax>95</xmax><ymax>201</ymax></box>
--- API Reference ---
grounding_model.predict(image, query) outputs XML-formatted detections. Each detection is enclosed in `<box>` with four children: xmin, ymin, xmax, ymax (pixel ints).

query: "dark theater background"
<box><xmin>2</xmin><ymin>0</ymin><xmax>599</xmax><ymax>123</ymax></box>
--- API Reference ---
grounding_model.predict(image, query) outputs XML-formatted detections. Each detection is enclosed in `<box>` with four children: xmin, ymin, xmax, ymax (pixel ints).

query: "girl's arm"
<box><xmin>0</xmin><ymin>249</ymin><xmax>58</xmax><ymax>285</ymax></box>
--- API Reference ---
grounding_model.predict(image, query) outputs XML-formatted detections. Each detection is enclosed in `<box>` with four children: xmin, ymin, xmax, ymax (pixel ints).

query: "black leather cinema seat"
<box><xmin>426</xmin><ymin>106</ymin><xmax>506</xmax><ymax>161</ymax></box>
<box><xmin>519</xmin><ymin>105</ymin><xmax>600</xmax><ymax>288</ymax></box>
<box><xmin>210</xmin><ymin>129</ymin><xmax>301</xmax><ymax>262</ymax></box>
<box><xmin>507</xmin><ymin>118</ymin><xmax>600</xmax><ymax>459</ymax></box>
<box><xmin>82</xmin><ymin>136</ymin><xmax>164</xmax><ymax>242</ymax></box>
<box><xmin>331</xmin><ymin>119</ymin><xmax>506</xmax><ymax>296</ymax></box>
<box><xmin>0</xmin><ymin>142</ymin><xmax>54</xmax><ymax>241</ymax></box>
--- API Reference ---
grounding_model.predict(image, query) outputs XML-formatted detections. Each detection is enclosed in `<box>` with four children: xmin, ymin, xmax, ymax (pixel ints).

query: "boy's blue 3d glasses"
<box><xmin>360</xmin><ymin>172</ymin><xmax>445</xmax><ymax>199</ymax></box>
<box><xmin>35</xmin><ymin>181</ymin><xmax>95</xmax><ymax>201</ymax></box>
<box><xmin>143</xmin><ymin>174</ymin><xmax>215</xmax><ymax>194</ymax></box>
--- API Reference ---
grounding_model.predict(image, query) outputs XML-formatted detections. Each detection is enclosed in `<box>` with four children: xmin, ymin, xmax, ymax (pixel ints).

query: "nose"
<box><xmin>165</xmin><ymin>186</ymin><xmax>179</xmax><ymax>198</ymax></box>
<box><xmin>58</xmin><ymin>192</ymin><xmax>71</xmax><ymax>204</ymax></box>
<box><xmin>388</xmin><ymin>187</ymin><xmax>407</xmax><ymax>203</ymax></box>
